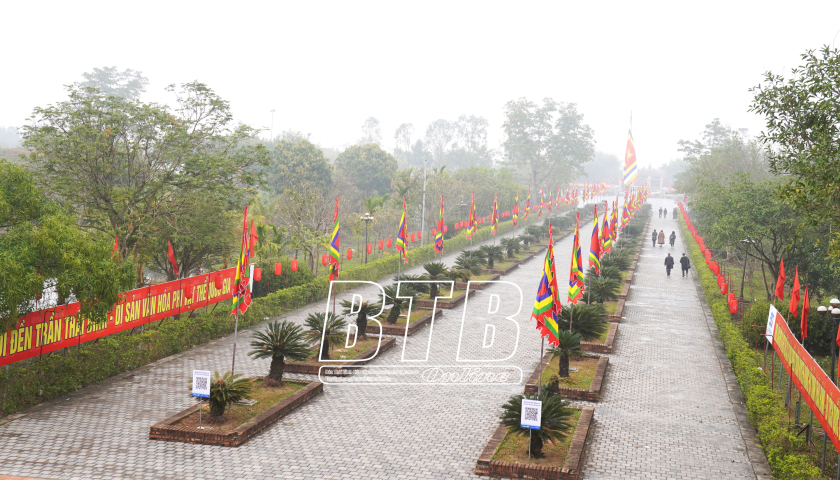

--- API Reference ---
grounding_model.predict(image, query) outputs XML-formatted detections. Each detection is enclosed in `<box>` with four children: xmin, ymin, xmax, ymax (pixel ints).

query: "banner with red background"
<box><xmin>0</xmin><ymin>268</ymin><xmax>236</xmax><ymax>366</ymax></box>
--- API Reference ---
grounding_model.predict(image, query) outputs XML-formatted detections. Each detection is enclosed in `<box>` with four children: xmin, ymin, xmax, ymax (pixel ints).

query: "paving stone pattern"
<box><xmin>580</xmin><ymin>199</ymin><xmax>763</xmax><ymax>480</ymax></box>
<box><xmin>0</xmin><ymin>201</ymin><xmax>766</xmax><ymax>479</ymax></box>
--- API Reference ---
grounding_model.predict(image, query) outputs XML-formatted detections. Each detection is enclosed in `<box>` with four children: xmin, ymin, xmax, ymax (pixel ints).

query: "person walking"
<box><xmin>680</xmin><ymin>253</ymin><xmax>691</xmax><ymax>277</ymax></box>
<box><xmin>658</xmin><ymin>230</ymin><xmax>665</xmax><ymax>247</ymax></box>
<box><xmin>652</xmin><ymin>230</ymin><xmax>658</xmax><ymax>247</ymax></box>
<box><xmin>665</xmin><ymin>253</ymin><xmax>675</xmax><ymax>276</ymax></box>
<box><xmin>669</xmin><ymin>231</ymin><xmax>676</xmax><ymax>247</ymax></box>
<box><xmin>658</xmin><ymin>207</ymin><xmax>662</xmax><ymax>218</ymax></box>
<box><xmin>663</xmin><ymin>207</ymin><xmax>668</xmax><ymax>218</ymax></box>
<box><xmin>673</xmin><ymin>208</ymin><xmax>678</xmax><ymax>219</ymax></box>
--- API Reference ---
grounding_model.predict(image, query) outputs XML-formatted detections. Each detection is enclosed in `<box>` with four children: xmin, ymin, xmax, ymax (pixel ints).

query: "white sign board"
<box><xmin>520</xmin><ymin>399</ymin><xmax>542</xmax><ymax>430</ymax></box>
<box><xmin>192</xmin><ymin>370</ymin><xmax>211</xmax><ymax>398</ymax></box>
<box><xmin>766</xmin><ymin>305</ymin><xmax>778</xmax><ymax>345</ymax></box>
<box><xmin>249</xmin><ymin>263</ymin><xmax>255</xmax><ymax>292</ymax></box>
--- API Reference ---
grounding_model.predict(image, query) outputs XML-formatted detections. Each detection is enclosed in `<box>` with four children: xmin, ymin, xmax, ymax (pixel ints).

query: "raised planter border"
<box><xmin>482</xmin><ymin>262</ymin><xmax>520</xmax><ymax>275</ymax></box>
<box><xmin>580</xmin><ymin>322</ymin><xmax>617</xmax><ymax>354</ymax></box>
<box><xmin>416</xmin><ymin>288</ymin><xmax>477</xmax><ymax>309</ymax></box>
<box><xmin>364</xmin><ymin>309</ymin><xmax>442</xmax><ymax>336</ymax></box>
<box><xmin>455</xmin><ymin>273</ymin><xmax>501</xmax><ymax>291</ymax></box>
<box><xmin>284</xmin><ymin>337</ymin><xmax>397</xmax><ymax>375</ymax></box>
<box><xmin>605</xmin><ymin>299</ymin><xmax>625</xmax><ymax>323</ymax></box>
<box><xmin>149</xmin><ymin>380</ymin><xmax>323</xmax><ymax>447</ymax></box>
<box><xmin>523</xmin><ymin>354</ymin><xmax>609</xmax><ymax>402</ymax></box>
<box><xmin>475</xmin><ymin>407</ymin><xmax>594</xmax><ymax>479</ymax></box>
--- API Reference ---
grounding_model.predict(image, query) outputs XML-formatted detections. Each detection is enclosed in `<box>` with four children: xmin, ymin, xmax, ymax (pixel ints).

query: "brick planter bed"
<box><xmin>524</xmin><ymin>353</ymin><xmax>609</xmax><ymax>402</ymax></box>
<box><xmin>624</xmin><ymin>269</ymin><xmax>634</xmax><ymax>284</ymax></box>
<box><xmin>617</xmin><ymin>281</ymin><xmax>630</xmax><ymax>300</ymax></box>
<box><xmin>455</xmin><ymin>273</ymin><xmax>501</xmax><ymax>290</ymax></box>
<box><xmin>364</xmin><ymin>309</ymin><xmax>442</xmax><ymax>336</ymax></box>
<box><xmin>580</xmin><ymin>322</ymin><xmax>617</xmax><ymax>354</ymax></box>
<box><xmin>605</xmin><ymin>299</ymin><xmax>625</xmax><ymax>323</ymax></box>
<box><xmin>481</xmin><ymin>262</ymin><xmax>519</xmax><ymax>275</ymax></box>
<box><xmin>284</xmin><ymin>337</ymin><xmax>396</xmax><ymax>375</ymax></box>
<box><xmin>416</xmin><ymin>289</ymin><xmax>477</xmax><ymax>309</ymax></box>
<box><xmin>475</xmin><ymin>407</ymin><xmax>594</xmax><ymax>480</ymax></box>
<box><xmin>149</xmin><ymin>381</ymin><xmax>323</xmax><ymax>447</ymax></box>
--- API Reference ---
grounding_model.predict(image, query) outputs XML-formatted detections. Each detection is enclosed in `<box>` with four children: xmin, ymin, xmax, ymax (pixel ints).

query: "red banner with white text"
<box><xmin>0</xmin><ymin>268</ymin><xmax>237</xmax><ymax>366</ymax></box>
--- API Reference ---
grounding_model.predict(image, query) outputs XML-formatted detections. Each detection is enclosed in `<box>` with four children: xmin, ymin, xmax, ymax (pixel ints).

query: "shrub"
<box><xmin>248</xmin><ymin>320</ymin><xmax>310</xmax><ymax>386</ymax></box>
<box><xmin>556</xmin><ymin>303</ymin><xmax>608</xmax><ymax>341</ymax></box>
<box><xmin>586</xmin><ymin>276</ymin><xmax>621</xmax><ymax>303</ymax></box>
<box><xmin>500</xmin><ymin>390</ymin><xmax>573</xmax><ymax>458</ymax></box>
<box><xmin>202</xmin><ymin>370</ymin><xmax>252</xmax><ymax>417</ymax></box>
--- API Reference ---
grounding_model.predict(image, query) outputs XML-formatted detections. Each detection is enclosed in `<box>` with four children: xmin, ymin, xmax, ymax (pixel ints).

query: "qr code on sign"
<box><xmin>523</xmin><ymin>407</ymin><xmax>539</xmax><ymax>422</ymax></box>
<box><xmin>195</xmin><ymin>376</ymin><xmax>208</xmax><ymax>391</ymax></box>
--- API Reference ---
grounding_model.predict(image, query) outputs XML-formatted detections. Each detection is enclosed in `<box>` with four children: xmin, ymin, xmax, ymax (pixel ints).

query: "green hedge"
<box><xmin>679</xmin><ymin>215</ymin><xmax>822</xmax><ymax>479</ymax></box>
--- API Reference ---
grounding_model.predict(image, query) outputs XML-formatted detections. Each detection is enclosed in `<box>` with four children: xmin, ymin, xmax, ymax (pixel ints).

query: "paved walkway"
<box><xmin>0</xmin><ymin>200</ymin><xmax>769</xmax><ymax>480</ymax></box>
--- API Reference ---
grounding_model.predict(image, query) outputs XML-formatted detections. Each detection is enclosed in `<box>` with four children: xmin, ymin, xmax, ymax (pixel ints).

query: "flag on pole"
<box><xmin>328</xmin><ymin>197</ymin><xmax>340</xmax><ymax>281</ymax></box>
<box><xmin>547</xmin><ymin>186</ymin><xmax>553</xmax><ymax>213</ymax></box>
<box><xmin>774</xmin><ymin>258</ymin><xmax>785</xmax><ymax>301</ymax></box>
<box><xmin>466</xmin><ymin>191</ymin><xmax>477</xmax><ymax>239</ymax></box>
<box><xmin>801</xmin><ymin>285</ymin><xmax>810</xmax><ymax>341</ymax></box>
<box><xmin>568</xmin><ymin>213</ymin><xmax>585</xmax><ymax>304</ymax></box>
<box><xmin>113</xmin><ymin>236</ymin><xmax>119</xmax><ymax>253</ymax></box>
<box><xmin>512</xmin><ymin>189</ymin><xmax>519</xmax><ymax>227</ymax></box>
<box><xmin>789</xmin><ymin>267</ymin><xmax>800</xmax><ymax>317</ymax></box>
<box><xmin>610</xmin><ymin>199</ymin><xmax>618</xmax><ymax>243</ymax></box>
<box><xmin>624</xmin><ymin>119</ymin><xmax>638</xmax><ymax>187</ymax></box>
<box><xmin>167</xmin><ymin>238</ymin><xmax>179</xmax><ymax>277</ymax></box>
<box><xmin>249</xmin><ymin>220</ymin><xmax>258</xmax><ymax>258</ymax></box>
<box><xmin>538</xmin><ymin>188</ymin><xmax>543</xmax><ymax>218</ymax></box>
<box><xmin>491</xmin><ymin>193</ymin><xmax>498</xmax><ymax>235</ymax></box>
<box><xmin>396</xmin><ymin>196</ymin><xmax>409</xmax><ymax>263</ymax></box>
<box><xmin>588</xmin><ymin>205</ymin><xmax>601</xmax><ymax>275</ymax></box>
<box><xmin>231</xmin><ymin>207</ymin><xmax>252</xmax><ymax>315</ymax></box>
<box><xmin>531</xmin><ymin>224</ymin><xmax>562</xmax><ymax>346</ymax></box>
<box><xmin>601</xmin><ymin>201</ymin><xmax>612</xmax><ymax>254</ymax></box>
<box><xmin>435</xmin><ymin>195</ymin><xmax>444</xmax><ymax>254</ymax></box>
<box><xmin>524</xmin><ymin>186</ymin><xmax>531</xmax><ymax>219</ymax></box>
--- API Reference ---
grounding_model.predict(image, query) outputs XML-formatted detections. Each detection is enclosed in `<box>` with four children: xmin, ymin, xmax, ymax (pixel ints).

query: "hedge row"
<box><xmin>679</xmin><ymin>215</ymin><xmax>822</xmax><ymax>479</ymax></box>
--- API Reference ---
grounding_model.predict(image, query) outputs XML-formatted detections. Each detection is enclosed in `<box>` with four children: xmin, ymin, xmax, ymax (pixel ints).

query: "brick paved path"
<box><xmin>580</xmin><ymin>199</ymin><xmax>769</xmax><ymax>480</ymax></box>
<box><xmin>0</xmin><ymin>202</ymin><xmax>769</xmax><ymax>480</ymax></box>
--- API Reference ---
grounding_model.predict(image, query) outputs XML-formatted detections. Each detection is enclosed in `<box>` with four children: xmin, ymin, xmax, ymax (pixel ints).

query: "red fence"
<box><xmin>0</xmin><ymin>268</ymin><xmax>237</xmax><ymax>366</ymax></box>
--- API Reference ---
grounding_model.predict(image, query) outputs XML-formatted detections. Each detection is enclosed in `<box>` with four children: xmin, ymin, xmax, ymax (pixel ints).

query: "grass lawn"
<box><xmin>176</xmin><ymin>379</ymin><xmax>306</xmax><ymax>431</ymax></box>
<box><xmin>619</xmin><ymin>270</ymin><xmax>629</xmax><ymax>282</ymax></box>
<box><xmin>303</xmin><ymin>337</ymin><xmax>382</xmax><ymax>362</ymax></box>
<box><xmin>461</xmin><ymin>272</ymin><xmax>497</xmax><ymax>282</ymax></box>
<box><xmin>493</xmin><ymin>409</ymin><xmax>582</xmax><ymax>465</ymax></box>
<box><xmin>602</xmin><ymin>300</ymin><xmax>618</xmax><ymax>316</ymax></box>
<box><xmin>377</xmin><ymin>308</ymin><xmax>430</xmax><ymax>327</ymax></box>
<box><xmin>586</xmin><ymin>328</ymin><xmax>610</xmax><ymax>345</ymax></box>
<box><xmin>498</xmin><ymin>250</ymin><xmax>533</xmax><ymax>262</ymax></box>
<box><xmin>539</xmin><ymin>357</ymin><xmax>597</xmax><ymax>390</ymax></box>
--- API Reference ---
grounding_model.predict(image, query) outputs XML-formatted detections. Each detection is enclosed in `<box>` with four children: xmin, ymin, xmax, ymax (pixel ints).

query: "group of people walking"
<box><xmin>652</xmin><ymin>229</ymin><xmax>676</xmax><ymax>248</ymax></box>
<box><xmin>658</xmin><ymin>207</ymin><xmax>677</xmax><ymax>219</ymax></box>
<box><xmin>654</xmin><ymin>203</ymin><xmax>690</xmax><ymax>277</ymax></box>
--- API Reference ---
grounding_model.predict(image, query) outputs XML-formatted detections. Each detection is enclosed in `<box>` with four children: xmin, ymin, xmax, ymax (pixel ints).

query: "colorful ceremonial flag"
<box><xmin>167</xmin><ymin>238</ymin><xmax>179</xmax><ymax>277</ymax></box>
<box><xmin>538</xmin><ymin>188</ymin><xmax>543</xmax><ymax>218</ymax></box>
<box><xmin>601</xmin><ymin>201</ymin><xmax>612</xmax><ymax>254</ymax></box>
<box><xmin>249</xmin><ymin>220</ymin><xmax>258</xmax><ymax>258</ymax></box>
<box><xmin>588</xmin><ymin>205</ymin><xmax>601</xmax><ymax>275</ymax></box>
<box><xmin>328</xmin><ymin>197</ymin><xmax>340</xmax><ymax>281</ymax></box>
<box><xmin>231</xmin><ymin>207</ymin><xmax>252</xmax><ymax>315</ymax></box>
<box><xmin>524</xmin><ymin>186</ymin><xmax>531</xmax><ymax>219</ymax></box>
<box><xmin>801</xmin><ymin>285</ymin><xmax>810</xmax><ymax>341</ymax></box>
<box><xmin>435</xmin><ymin>195</ymin><xmax>444</xmax><ymax>254</ymax></box>
<box><xmin>774</xmin><ymin>258</ymin><xmax>785</xmax><ymax>301</ymax></box>
<box><xmin>512</xmin><ymin>189</ymin><xmax>519</xmax><ymax>227</ymax></box>
<box><xmin>789</xmin><ymin>267</ymin><xmax>800</xmax><ymax>318</ymax></box>
<box><xmin>624</xmin><ymin>119</ymin><xmax>638</xmax><ymax>187</ymax></box>
<box><xmin>396</xmin><ymin>196</ymin><xmax>409</xmax><ymax>263</ymax></box>
<box><xmin>491</xmin><ymin>192</ymin><xmax>498</xmax><ymax>235</ymax></box>
<box><xmin>531</xmin><ymin>224</ymin><xmax>562</xmax><ymax>346</ymax></box>
<box><xmin>547</xmin><ymin>186</ymin><xmax>553</xmax><ymax>213</ymax></box>
<box><xmin>568</xmin><ymin>213</ymin><xmax>585</xmax><ymax>304</ymax></box>
<box><xmin>467</xmin><ymin>191</ymin><xmax>477</xmax><ymax>239</ymax></box>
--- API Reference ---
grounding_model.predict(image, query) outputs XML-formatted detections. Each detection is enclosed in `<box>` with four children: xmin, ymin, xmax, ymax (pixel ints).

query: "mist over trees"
<box><xmin>76</xmin><ymin>66</ymin><xmax>149</xmax><ymax>99</ymax></box>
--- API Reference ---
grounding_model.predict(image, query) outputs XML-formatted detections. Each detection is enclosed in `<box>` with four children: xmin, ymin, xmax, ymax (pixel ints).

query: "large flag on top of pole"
<box><xmin>547</xmin><ymin>186</ymin><xmax>553</xmax><ymax>213</ymax></box>
<box><xmin>328</xmin><ymin>197</ymin><xmax>340</xmax><ymax>281</ymax></box>
<box><xmin>538</xmin><ymin>188</ymin><xmax>543</xmax><ymax>218</ymax></box>
<box><xmin>231</xmin><ymin>207</ymin><xmax>253</xmax><ymax>315</ymax></box>
<box><xmin>601</xmin><ymin>201</ymin><xmax>612</xmax><ymax>254</ymax></box>
<box><xmin>491</xmin><ymin>192</ymin><xmax>498</xmax><ymax>235</ymax></box>
<box><xmin>524</xmin><ymin>186</ymin><xmax>531</xmax><ymax>220</ymax></box>
<box><xmin>624</xmin><ymin>116</ymin><xmax>638</xmax><ymax>187</ymax></box>
<box><xmin>435</xmin><ymin>195</ymin><xmax>444</xmax><ymax>254</ymax></box>
<box><xmin>610</xmin><ymin>199</ymin><xmax>618</xmax><ymax>243</ymax></box>
<box><xmin>531</xmin><ymin>224</ymin><xmax>562</xmax><ymax>346</ymax></box>
<box><xmin>396</xmin><ymin>196</ymin><xmax>409</xmax><ymax>263</ymax></box>
<box><xmin>568</xmin><ymin>213</ymin><xmax>585</xmax><ymax>304</ymax></box>
<box><xmin>512</xmin><ymin>188</ymin><xmax>519</xmax><ymax>227</ymax></box>
<box><xmin>588</xmin><ymin>204</ymin><xmax>601</xmax><ymax>275</ymax></box>
<box><xmin>466</xmin><ymin>191</ymin><xmax>477</xmax><ymax>239</ymax></box>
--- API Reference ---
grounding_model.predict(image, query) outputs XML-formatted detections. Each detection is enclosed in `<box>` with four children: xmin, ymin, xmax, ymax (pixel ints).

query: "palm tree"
<box><xmin>362</xmin><ymin>193</ymin><xmax>390</xmax><ymax>215</ymax></box>
<box><xmin>248</xmin><ymin>320</ymin><xmax>310</xmax><ymax>387</ymax></box>
<box><xmin>586</xmin><ymin>275</ymin><xmax>620</xmax><ymax>303</ymax></box>
<box><xmin>382</xmin><ymin>284</ymin><xmax>420</xmax><ymax>324</ymax></box>
<box><xmin>518</xmin><ymin>234</ymin><xmax>535</xmax><ymax>250</ymax></box>
<box><xmin>447</xmin><ymin>268</ymin><xmax>472</xmax><ymax>283</ymax></box>
<box><xmin>557</xmin><ymin>304</ymin><xmax>608</xmax><ymax>341</ymax></box>
<box><xmin>500</xmin><ymin>390</ymin><xmax>573</xmax><ymax>458</ymax></box>
<box><xmin>547</xmin><ymin>331</ymin><xmax>583</xmax><ymax>378</ymax></box>
<box><xmin>199</xmin><ymin>370</ymin><xmax>253</xmax><ymax>418</ymax></box>
<box><xmin>596</xmin><ymin>265</ymin><xmax>622</xmax><ymax>282</ymax></box>
<box><xmin>303</xmin><ymin>312</ymin><xmax>347</xmax><ymax>360</ymax></box>
<box><xmin>394</xmin><ymin>273</ymin><xmax>430</xmax><ymax>294</ymax></box>
<box><xmin>340</xmin><ymin>299</ymin><xmax>382</xmax><ymax>339</ymax></box>
<box><xmin>500</xmin><ymin>238</ymin><xmax>521</xmax><ymax>259</ymax></box>
<box><xmin>423</xmin><ymin>262</ymin><xmax>450</xmax><ymax>299</ymax></box>
<box><xmin>454</xmin><ymin>255</ymin><xmax>484</xmax><ymax>275</ymax></box>
<box><xmin>478</xmin><ymin>245</ymin><xmax>505</xmax><ymax>269</ymax></box>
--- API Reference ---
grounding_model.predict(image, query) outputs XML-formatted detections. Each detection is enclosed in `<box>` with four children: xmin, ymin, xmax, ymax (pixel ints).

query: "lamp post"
<box><xmin>459</xmin><ymin>202</ymin><xmax>467</xmax><ymax>220</ymax></box>
<box><xmin>361</xmin><ymin>212</ymin><xmax>374</xmax><ymax>265</ymax></box>
<box><xmin>270</xmin><ymin>109</ymin><xmax>276</xmax><ymax>142</ymax></box>
<box><xmin>739</xmin><ymin>237</ymin><xmax>753</xmax><ymax>299</ymax></box>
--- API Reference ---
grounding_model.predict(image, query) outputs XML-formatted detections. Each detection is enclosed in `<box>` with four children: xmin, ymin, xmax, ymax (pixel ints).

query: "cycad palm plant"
<box><xmin>478</xmin><ymin>245</ymin><xmax>505</xmax><ymax>269</ymax></box>
<box><xmin>587</xmin><ymin>275</ymin><xmax>620</xmax><ymax>303</ymax></box>
<box><xmin>303</xmin><ymin>312</ymin><xmax>347</xmax><ymax>360</ymax></box>
<box><xmin>394</xmin><ymin>273</ymin><xmax>430</xmax><ymax>294</ymax></box>
<box><xmin>454</xmin><ymin>255</ymin><xmax>484</xmax><ymax>275</ymax></box>
<box><xmin>423</xmin><ymin>262</ymin><xmax>450</xmax><ymax>299</ymax></box>
<box><xmin>547</xmin><ymin>331</ymin><xmax>583</xmax><ymax>378</ymax></box>
<box><xmin>340</xmin><ymin>299</ymin><xmax>382</xmax><ymax>339</ymax></box>
<box><xmin>248</xmin><ymin>320</ymin><xmax>310</xmax><ymax>387</ymax></box>
<box><xmin>198</xmin><ymin>370</ymin><xmax>253</xmax><ymax>418</ymax></box>
<box><xmin>382</xmin><ymin>284</ymin><xmax>420</xmax><ymax>324</ymax></box>
<box><xmin>500</xmin><ymin>390</ymin><xmax>573</xmax><ymax>458</ymax></box>
<box><xmin>557</xmin><ymin>303</ymin><xmax>608</xmax><ymax>341</ymax></box>
<box><xmin>518</xmin><ymin>234</ymin><xmax>535</xmax><ymax>250</ymax></box>
<box><xmin>500</xmin><ymin>238</ymin><xmax>521</xmax><ymax>259</ymax></box>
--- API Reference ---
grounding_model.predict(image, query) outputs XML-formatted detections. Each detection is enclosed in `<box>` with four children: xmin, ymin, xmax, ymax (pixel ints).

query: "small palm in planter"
<box><xmin>200</xmin><ymin>370</ymin><xmax>253</xmax><ymax>418</ymax></box>
<box><xmin>340</xmin><ymin>299</ymin><xmax>382</xmax><ymax>339</ymax></box>
<box><xmin>556</xmin><ymin>303</ymin><xmax>608</xmax><ymax>341</ymax></box>
<box><xmin>382</xmin><ymin>284</ymin><xmax>420</xmax><ymax>325</ymax></box>
<box><xmin>248</xmin><ymin>320</ymin><xmax>310</xmax><ymax>387</ymax></box>
<box><xmin>518</xmin><ymin>234</ymin><xmax>535</xmax><ymax>250</ymax></box>
<box><xmin>422</xmin><ymin>262</ymin><xmax>450</xmax><ymax>299</ymax></box>
<box><xmin>500</xmin><ymin>390</ymin><xmax>573</xmax><ymax>458</ymax></box>
<box><xmin>586</xmin><ymin>275</ymin><xmax>621</xmax><ymax>304</ymax></box>
<box><xmin>394</xmin><ymin>274</ymin><xmax>430</xmax><ymax>295</ymax></box>
<box><xmin>478</xmin><ymin>245</ymin><xmax>504</xmax><ymax>269</ymax></box>
<box><xmin>303</xmin><ymin>312</ymin><xmax>347</xmax><ymax>360</ymax></box>
<box><xmin>500</xmin><ymin>238</ymin><xmax>521</xmax><ymax>259</ymax></box>
<box><xmin>547</xmin><ymin>330</ymin><xmax>583</xmax><ymax>378</ymax></box>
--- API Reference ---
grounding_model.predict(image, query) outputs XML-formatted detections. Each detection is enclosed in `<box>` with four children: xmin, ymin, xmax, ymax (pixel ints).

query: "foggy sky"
<box><xmin>3</xmin><ymin>0</ymin><xmax>840</xmax><ymax>168</ymax></box>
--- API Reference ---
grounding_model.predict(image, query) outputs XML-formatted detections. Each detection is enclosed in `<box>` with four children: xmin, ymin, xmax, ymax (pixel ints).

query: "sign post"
<box><xmin>521</xmin><ymin>399</ymin><xmax>542</xmax><ymax>462</ymax></box>
<box><xmin>192</xmin><ymin>369</ymin><xmax>211</xmax><ymax>429</ymax></box>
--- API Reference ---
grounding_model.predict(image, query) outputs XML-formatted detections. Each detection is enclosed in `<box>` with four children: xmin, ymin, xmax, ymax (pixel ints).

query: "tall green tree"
<box><xmin>77</xmin><ymin>66</ymin><xmax>149</xmax><ymax>99</ymax></box>
<box><xmin>335</xmin><ymin>143</ymin><xmax>398</xmax><ymax>197</ymax></box>
<box><xmin>267</xmin><ymin>137</ymin><xmax>333</xmax><ymax>195</ymax></box>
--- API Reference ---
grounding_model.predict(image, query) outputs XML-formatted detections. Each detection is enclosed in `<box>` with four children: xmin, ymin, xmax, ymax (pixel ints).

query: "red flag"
<box><xmin>249</xmin><ymin>220</ymin><xmax>258</xmax><ymax>258</ymax></box>
<box><xmin>789</xmin><ymin>267</ymin><xmax>800</xmax><ymax>318</ymax></box>
<box><xmin>113</xmin><ymin>236</ymin><xmax>119</xmax><ymax>253</ymax></box>
<box><xmin>167</xmin><ymin>238</ymin><xmax>179</xmax><ymax>276</ymax></box>
<box><xmin>801</xmin><ymin>285</ymin><xmax>809</xmax><ymax>341</ymax></box>
<box><xmin>774</xmin><ymin>258</ymin><xmax>785</xmax><ymax>300</ymax></box>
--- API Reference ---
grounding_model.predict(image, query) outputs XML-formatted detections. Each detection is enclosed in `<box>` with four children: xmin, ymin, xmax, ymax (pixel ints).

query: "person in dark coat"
<box><xmin>663</xmin><ymin>207</ymin><xmax>668</xmax><ymax>217</ymax></box>
<box><xmin>657</xmin><ymin>230</ymin><xmax>665</xmax><ymax>247</ymax></box>
<box><xmin>658</xmin><ymin>207</ymin><xmax>662</xmax><ymax>218</ymax></box>
<box><xmin>673</xmin><ymin>209</ymin><xmax>678</xmax><ymax>219</ymax></box>
<box><xmin>652</xmin><ymin>230</ymin><xmax>658</xmax><ymax>247</ymax></box>
<box><xmin>680</xmin><ymin>253</ymin><xmax>691</xmax><ymax>277</ymax></box>
<box><xmin>669</xmin><ymin>231</ymin><xmax>676</xmax><ymax>247</ymax></box>
<box><xmin>665</xmin><ymin>253</ymin><xmax>675</xmax><ymax>276</ymax></box>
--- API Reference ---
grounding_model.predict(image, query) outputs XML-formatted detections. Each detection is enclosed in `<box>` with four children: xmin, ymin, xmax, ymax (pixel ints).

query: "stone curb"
<box><xmin>581</xmin><ymin>323</ymin><xmax>617</xmax><ymax>354</ymax></box>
